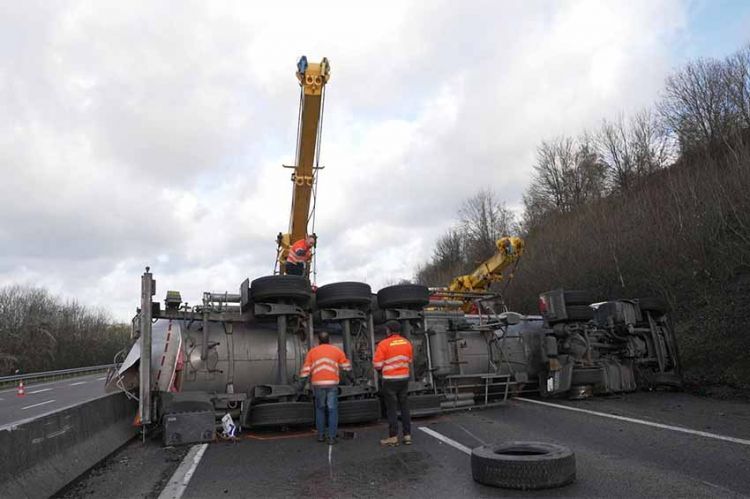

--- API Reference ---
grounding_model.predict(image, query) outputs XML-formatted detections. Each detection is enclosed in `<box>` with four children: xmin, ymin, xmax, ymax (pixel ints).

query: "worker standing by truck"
<box><xmin>285</xmin><ymin>235</ymin><xmax>315</xmax><ymax>276</ymax></box>
<box><xmin>298</xmin><ymin>331</ymin><xmax>352</xmax><ymax>445</ymax></box>
<box><xmin>373</xmin><ymin>320</ymin><xmax>413</xmax><ymax>447</ymax></box>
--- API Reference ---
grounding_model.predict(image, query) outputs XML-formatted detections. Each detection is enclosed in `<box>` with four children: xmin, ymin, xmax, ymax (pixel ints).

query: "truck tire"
<box><xmin>316</xmin><ymin>282</ymin><xmax>372</xmax><ymax>309</ymax></box>
<box><xmin>251</xmin><ymin>275</ymin><xmax>312</xmax><ymax>307</ymax></box>
<box><xmin>378</xmin><ymin>284</ymin><xmax>430</xmax><ymax>309</ymax></box>
<box><xmin>637</xmin><ymin>297</ymin><xmax>669</xmax><ymax>315</ymax></box>
<box><xmin>338</xmin><ymin>398</ymin><xmax>381</xmax><ymax>424</ymax></box>
<box><xmin>247</xmin><ymin>401</ymin><xmax>314</xmax><ymax>427</ymax></box>
<box><xmin>471</xmin><ymin>442</ymin><xmax>576</xmax><ymax>490</ymax></box>
<box><xmin>563</xmin><ymin>290</ymin><xmax>594</xmax><ymax>306</ymax></box>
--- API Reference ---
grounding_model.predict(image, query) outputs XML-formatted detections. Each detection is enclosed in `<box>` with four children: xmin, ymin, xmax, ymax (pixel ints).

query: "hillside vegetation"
<box><xmin>0</xmin><ymin>285</ymin><xmax>131</xmax><ymax>375</ymax></box>
<box><xmin>417</xmin><ymin>43</ymin><xmax>750</xmax><ymax>395</ymax></box>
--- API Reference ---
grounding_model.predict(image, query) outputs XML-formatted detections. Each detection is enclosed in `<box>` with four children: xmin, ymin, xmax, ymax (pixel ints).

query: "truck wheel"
<box><xmin>563</xmin><ymin>290</ymin><xmax>594</xmax><ymax>306</ymax></box>
<box><xmin>316</xmin><ymin>282</ymin><xmax>372</xmax><ymax>309</ymax></box>
<box><xmin>403</xmin><ymin>394</ymin><xmax>443</xmax><ymax>417</ymax></box>
<box><xmin>378</xmin><ymin>284</ymin><xmax>430</xmax><ymax>309</ymax></box>
<box><xmin>471</xmin><ymin>442</ymin><xmax>576</xmax><ymax>490</ymax></box>
<box><xmin>653</xmin><ymin>372</ymin><xmax>683</xmax><ymax>389</ymax></box>
<box><xmin>338</xmin><ymin>398</ymin><xmax>381</xmax><ymax>424</ymax></box>
<box><xmin>637</xmin><ymin>297</ymin><xmax>669</xmax><ymax>315</ymax></box>
<box><xmin>251</xmin><ymin>275</ymin><xmax>312</xmax><ymax>307</ymax></box>
<box><xmin>247</xmin><ymin>401</ymin><xmax>314</xmax><ymax>427</ymax></box>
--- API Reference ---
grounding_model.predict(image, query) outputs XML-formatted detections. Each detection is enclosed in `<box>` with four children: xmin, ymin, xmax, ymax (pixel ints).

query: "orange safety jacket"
<box><xmin>287</xmin><ymin>239</ymin><xmax>312</xmax><ymax>264</ymax></box>
<box><xmin>373</xmin><ymin>334</ymin><xmax>413</xmax><ymax>380</ymax></box>
<box><xmin>300</xmin><ymin>344</ymin><xmax>352</xmax><ymax>386</ymax></box>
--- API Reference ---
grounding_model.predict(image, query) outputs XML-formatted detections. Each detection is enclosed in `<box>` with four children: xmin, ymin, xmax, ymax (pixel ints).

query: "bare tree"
<box><xmin>660</xmin><ymin>58</ymin><xmax>738</xmax><ymax>151</ymax></box>
<box><xmin>724</xmin><ymin>44</ymin><xmax>750</xmax><ymax>130</ymax></box>
<box><xmin>459</xmin><ymin>189</ymin><xmax>516</xmax><ymax>264</ymax></box>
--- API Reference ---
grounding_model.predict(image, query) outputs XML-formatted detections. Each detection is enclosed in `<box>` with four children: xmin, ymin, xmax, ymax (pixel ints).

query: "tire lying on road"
<box><xmin>471</xmin><ymin>441</ymin><xmax>576</xmax><ymax>490</ymax></box>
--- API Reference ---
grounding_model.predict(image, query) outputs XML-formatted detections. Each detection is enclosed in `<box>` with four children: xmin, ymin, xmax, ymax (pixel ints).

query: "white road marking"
<box><xmin>29</xmin><ymin>388</ymin><xmax>53</xmax><ymax>394</ymax></box>
<box><xmin>22</xmin><ymin>399</ymin><xmax>56</xmax><ymax>410</ymax></box>
<box><xmin>418</xmin><ymin>426</ymin><xmax>472</xmax><ymax>455</ymax></box>
<box><xmin>69</xmin><ymin>381</ymin><xmax>87</xmax><ymax>386</ymax></box>
<box><xmin>97</xmin><ymin>377</ymin><xmax>106</xmax><ymax>381</ymax></box>
<box><xmin>158</xmin><ymin>443</ymin><xmax>208</xmax><ymax>499</ymax></box>
<box><xmin>515</xmin><ymin>397</ymin><xmax>750</xmax><ymax>447</ymax></box>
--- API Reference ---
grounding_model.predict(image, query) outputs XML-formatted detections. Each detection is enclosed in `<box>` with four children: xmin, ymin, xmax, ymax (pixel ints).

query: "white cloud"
<box><xmin>0</xmin><ymin>0</ymin><xmax>690</xmax><ymax>320</ymax></box>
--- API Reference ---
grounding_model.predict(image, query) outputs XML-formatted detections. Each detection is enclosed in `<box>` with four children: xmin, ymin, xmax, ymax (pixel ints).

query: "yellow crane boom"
<box><xmin>276</xmin><ymin>56</ymin><xmax>330</xmax><ymax>275</ymax></box>
<box><xmin>448</xmin><ymin>236</ymin><xmax>524</xmax><ymax>292</ymax></box>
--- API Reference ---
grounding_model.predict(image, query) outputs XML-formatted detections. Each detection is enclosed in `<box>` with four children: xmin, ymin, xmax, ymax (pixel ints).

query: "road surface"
<box><xmin>60</xmin><ymin>391</ymin><xmax>750</xmax><ymax>498</ymax></box>
<box><xmin>0</xmin><ymin>373</ymin><xmax>108</xmax><ymax>428</ymax></box>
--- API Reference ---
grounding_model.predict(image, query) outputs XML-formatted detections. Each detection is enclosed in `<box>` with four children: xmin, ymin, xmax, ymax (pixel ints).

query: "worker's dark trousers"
<box><xmin>285</xmin><ymin>262</ymin><xmax>305</xmax><ymax>276</ymax></box>
<box><xmin>382</xmin><ymin>379</ymin><xmax>411</xmax><ymax>437</ymax></box>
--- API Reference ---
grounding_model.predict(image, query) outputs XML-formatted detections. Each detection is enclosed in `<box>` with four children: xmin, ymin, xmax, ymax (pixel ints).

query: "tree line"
<box><xmin>416</xmin><ymin>43</ymin><xmax>750</xmax><ymax>391</ymax></box>
<box><xmin>0</xmin><ymin>285</ymin><xmax>131</xmax><ymax>375</ymax></box>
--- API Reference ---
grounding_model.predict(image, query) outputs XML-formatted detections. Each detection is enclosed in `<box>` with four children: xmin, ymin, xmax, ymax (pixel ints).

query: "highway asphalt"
<box><xmin>61</xmin><ymin>390</ymin><xmax>750</xmax><ymax>498</ymax></box>
<box><xmin>0</xmin><ymin>373</ymin><xmax>109</xmax><ymax>428</ymax></box>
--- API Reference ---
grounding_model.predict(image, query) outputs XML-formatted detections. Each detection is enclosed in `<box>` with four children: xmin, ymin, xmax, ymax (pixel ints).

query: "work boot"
<box><xmin>317</xmin><ymin>434</ymin><xmax>326</xmax><ymax>443</ymax></box>
<box><xmin>402</xmin><ymin>434</ymin><xmax>412</xmax><ymax>445</ymax></box>
<box><xmin>328</xmin><ymin>437</ymin><xmax>338</xmax><ymax>445</ymax></box>
<box><xmin>380</xmin><ymin>436</ymin><xmax>399</xmax><ymax>447</ymax></box>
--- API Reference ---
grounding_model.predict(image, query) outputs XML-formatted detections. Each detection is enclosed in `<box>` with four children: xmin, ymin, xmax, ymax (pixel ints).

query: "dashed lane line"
<box><xmin>514</xmin><ymin>397</ymin><xmax>750</xmax><ymax>447</ymax></box>
<box><xmin>69</xmin><ymin>381</ymin><xmax>87</xmax><ymax>386</ymax></box>
<box><xmin>28</xmin><ymin>388</ymin><xmax>53</xmax><ymax>394</ymax></box>
<box><xmin>158</xmin><ymin>443</ymin><xmax>208</xmax><ymax>499</ymax></box>
<box><xmin>21</xmin><ymin>400</ymin><xmax>56</xmax><ymax>410</ymax></box>
<box><xmin>97</xmin><ymin>377</ymin><xmax>106</xmax><ymax>381</ymax></box>
<box><xmin>418</xmin><ymin>426</ymin><xmax>472</xmax><ymax>455</ymax></box>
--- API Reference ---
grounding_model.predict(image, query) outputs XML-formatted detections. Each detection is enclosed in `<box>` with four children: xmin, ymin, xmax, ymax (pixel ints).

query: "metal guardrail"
<box><xmin>0</xmin><ymin>364</ymin><xmax>116</xmax><ymax>387</ymax></box>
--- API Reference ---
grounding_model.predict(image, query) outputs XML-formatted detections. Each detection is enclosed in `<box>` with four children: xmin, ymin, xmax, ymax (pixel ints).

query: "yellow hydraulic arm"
<box><xmin>276</xmin><ymin>56</ymin><xmax>330</xmax><ymax>275</ymax></box>
<box><xmin>448</xmin><ymin>236</ymin><xmax>525</xmax><ymax>292</ymax></box>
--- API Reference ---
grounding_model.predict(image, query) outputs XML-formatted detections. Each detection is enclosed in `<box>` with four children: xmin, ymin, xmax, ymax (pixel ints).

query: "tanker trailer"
<box><xmin>109</xmin><ymin>270</ymin><xmax>384</xmax><ymax>444</ymax></box>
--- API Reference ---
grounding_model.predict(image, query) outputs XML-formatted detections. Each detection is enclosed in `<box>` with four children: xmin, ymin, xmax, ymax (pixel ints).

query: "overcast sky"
<box><xmin>1</xmin><ymin>0</ymin><xmax>749</xmax><ymax>321</ymax></box>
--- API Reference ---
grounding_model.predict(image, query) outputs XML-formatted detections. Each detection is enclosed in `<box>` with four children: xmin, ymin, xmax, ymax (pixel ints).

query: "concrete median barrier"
<box><xmin>0</xmin><ymin>392</ymin><xmax>137</xmax><ymax>498</ymax></box>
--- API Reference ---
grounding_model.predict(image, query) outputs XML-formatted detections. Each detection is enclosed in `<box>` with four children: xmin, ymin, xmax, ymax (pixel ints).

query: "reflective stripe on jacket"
<box><xmin>373</xmin><ymin>335</ymin><xmax>413</xmax><ymax>380</ymax></box>
<box><xmin>287</xmin><ymin>238</ymin><xmax>312</xmax><ymax>263</ymax></box>
<box><xmin>300</xmin><ymin>344</ymin><xmax>351</xmax><ymax>386</ymax></box>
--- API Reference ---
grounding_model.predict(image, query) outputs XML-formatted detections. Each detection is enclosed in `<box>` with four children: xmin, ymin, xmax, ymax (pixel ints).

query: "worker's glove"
<box><xmin>294</xmin><ymin>379</ymin><xmax>306</xmax><ymax>393</ymax></box>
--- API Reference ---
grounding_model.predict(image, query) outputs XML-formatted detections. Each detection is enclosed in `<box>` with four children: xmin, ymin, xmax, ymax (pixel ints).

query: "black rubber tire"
<box><xmin>402</xmin><ymin>393</ymin><xmax>443</xmax><ymax>418</ymax></box>
<box><xmin>377</xmin><ymin>284</ymin><xmax>430</xmax><ymax>309</ymax></box>
<box><xmin>316</xmin><ymin>282</ymin><xmax>372</xmax><ymax>309</ymax></box>
<box><xmin>247</xmin><ymin>401</ymin><xmax>314</xmax><ymax>427</ymax></box>
<box><xmin>338</xmin><ymin>398</ymin><xmax>381</xmax><ymax>424</ymax></box>
<box><xmin>638</xmin><ymin>297</ymin><xmax>669</xmax><ymax>315</ymax></box>
<box><xmin>471</xmin><ymin>441</ymin><xmax>576</xmax><ymax>490</ymax></box>
<box><xmin>565</xmin><ymin>305</ymin><xmax>593</xmax><ymax>322</ymax></box>
<box><xmin>251</xmin><ymin>275</ymin><xmax>312</xmax><ymax>306</ymax></box>
<box><xmin>563</xmin><ymin>290</ymin><xmax>594</xmax><ymax>306</ymax></box>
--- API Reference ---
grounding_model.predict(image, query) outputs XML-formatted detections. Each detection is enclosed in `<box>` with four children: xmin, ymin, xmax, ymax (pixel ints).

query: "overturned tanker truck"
<box><xmin>108</xmin><ymin>271</ymin><xmax>683</xmax><ymax>444</ymax></box>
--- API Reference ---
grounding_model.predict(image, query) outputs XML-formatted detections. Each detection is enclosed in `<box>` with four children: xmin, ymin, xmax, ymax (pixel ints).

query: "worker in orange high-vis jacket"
<box><xmin>285</xmin><ymin>235</ymin><xmax>316</xmax><ymax>276</ymax></box>
<box><xmin>298</xmin><ymin>331</ymin><xmax>352</xmax><ymax>445</ymax></box>
<box><xmin>373</xmin><ymin>320</ymin><xmax>413</xmax><ymax>446</ymax></box>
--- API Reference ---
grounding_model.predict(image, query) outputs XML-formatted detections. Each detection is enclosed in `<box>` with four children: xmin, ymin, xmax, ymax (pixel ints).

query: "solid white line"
<box><xmin>158</xmin><ymin>443</ymin><xmax>208</xmax><ymax>499</ymax></box>
<box><xmin>69</xmin><ymin>381</ymin><xmax>87</xmax><ymax>386</ymax></box>
<box><xmin>514</xmin><ymin>397</ymin><xmax>750</xmax><ymax>447</ymax></box>
<box><xmin>418</xmin><ymin>426</ymin><xmax>472</xmax><ymax>455</ymax></box>
<box><xmin>21</xmin><ymin>400</ymin><xmax>56</xmax><ymax>410</ymax></box>
<box><xmin>29</xmin><ymin>388</ymin><xmax>53</xmax><ymax>394</ymax></box>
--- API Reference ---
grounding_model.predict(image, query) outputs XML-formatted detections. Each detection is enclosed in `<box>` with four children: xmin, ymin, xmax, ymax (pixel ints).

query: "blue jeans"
<box><xmin>313</xmin><ymin>386</ymin><xmax>338</xmax><ymax>439</ymax></box>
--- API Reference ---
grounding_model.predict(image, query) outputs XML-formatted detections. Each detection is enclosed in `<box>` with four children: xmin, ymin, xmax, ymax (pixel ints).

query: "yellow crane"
<box><xmin>276</xmin><ymin>56</ymin><xmax>330</xmax><ymax>277</ymax></box>
<box><xmin>448</xmin><ymin>236</ymin><xmax>525</xmax><ymax>293</ymax></box>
